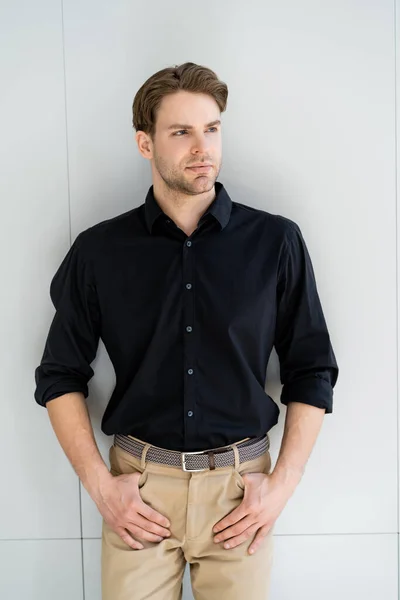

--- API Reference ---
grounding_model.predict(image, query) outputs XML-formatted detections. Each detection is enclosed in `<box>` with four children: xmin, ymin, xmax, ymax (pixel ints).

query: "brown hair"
<box><xmin>132</xmin><ymin>62</ymin><xmax>228</xmax><ymax>139</ymax></box>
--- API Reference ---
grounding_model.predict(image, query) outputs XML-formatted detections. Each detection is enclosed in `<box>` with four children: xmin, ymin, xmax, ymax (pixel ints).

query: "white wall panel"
<box><xmin>270</xmin><ymin>533</ymin><xmax>398</xmax><ymax>599</ymax></box>
<box><xmin>83</xmin><ymin>539</ymin><xmax>101</xmax><ymax>600</ymax></box>
<box><xmin>0</xmin><ymin>1</ymin><xmax>81</xmax><ymax>539</ymax></box>
<box><xmin>396</xmin><ymin>0</ymin><xmax>400</xmax><ymax>548</ymax></box>
<box><xmin>0</xmin><ymin>540</ymin><xmax>83</xmax><ymax>600</ymax></box>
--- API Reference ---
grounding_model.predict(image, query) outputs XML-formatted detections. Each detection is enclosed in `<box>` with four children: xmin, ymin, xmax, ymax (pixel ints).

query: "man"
<box><xmin>34</xmin><ymin>61</ymin><xmax>339</xmax><ymax>599</ymax></box>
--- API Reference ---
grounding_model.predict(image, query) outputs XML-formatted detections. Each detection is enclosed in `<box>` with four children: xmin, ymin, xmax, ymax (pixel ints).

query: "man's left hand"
<box><xmin>212</xmin><ymin>472</ymin><xmax>295</xmax><ymax>555</ymax></box>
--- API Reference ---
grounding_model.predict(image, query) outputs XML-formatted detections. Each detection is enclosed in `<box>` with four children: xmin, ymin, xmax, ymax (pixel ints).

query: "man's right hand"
<box><xmin>44</xmin><ymin>393</ymin><xmax>170</xmax><ymax>550</ymax></box>
<box><xmin>96</xmin><ymin>470</ymin><xmax>171</xmax><ymax>550</ymax></box>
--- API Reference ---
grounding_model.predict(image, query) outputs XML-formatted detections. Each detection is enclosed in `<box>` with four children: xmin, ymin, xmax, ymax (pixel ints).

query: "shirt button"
<box><xmin>186</xmin><ymin>240</ymin><xmax>192</xmax><ymax>247</ymax></box>
<box><xmin>186</xmin><ymin>283</ymin><xmax>192</xmax><ymax>289</ymax></box>
<box><xmin>166</xmin><ymin>219</ymin><xmax>170</xmax><ymax>223</ymax></box>
<box><xmin>187</xmin><ymin>368</ymin><xmax>194</xmax><ymax>375</ymax></box>
<box><xmin>187</xmin><ymin>411</ymin><xmax>193</xmax><ymax>417</ymax></box>
<box><xmin>186</xmin><ymin>326</ymin><xmax>192</xmax><ymax>333</ymax></box>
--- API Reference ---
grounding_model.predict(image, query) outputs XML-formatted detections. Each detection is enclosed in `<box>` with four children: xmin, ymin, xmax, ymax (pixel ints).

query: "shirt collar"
<box><xmin>144</xmin><ymin>181</ymin><xmax>232</xmax><ymax>234</ymax></box>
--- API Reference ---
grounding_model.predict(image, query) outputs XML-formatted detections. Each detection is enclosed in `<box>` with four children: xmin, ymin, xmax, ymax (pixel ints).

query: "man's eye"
<box><xmin>173</xmin><ymin>127</ymin><xmax>218</xmax><ymax>136</ymax></box>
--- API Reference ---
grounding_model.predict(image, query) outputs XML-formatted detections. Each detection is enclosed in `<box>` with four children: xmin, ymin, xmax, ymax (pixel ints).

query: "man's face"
<box><xmin>146</xmin><ymin>90</ymin><xmax>222</xmax><ymax>195</ymax></box>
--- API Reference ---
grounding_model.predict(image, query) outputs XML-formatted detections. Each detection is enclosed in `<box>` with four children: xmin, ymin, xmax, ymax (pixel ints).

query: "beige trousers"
<box><xmin>101</xmin><ymin>434</ymin><xmax>275</xmax><ymax>600</ymax></box>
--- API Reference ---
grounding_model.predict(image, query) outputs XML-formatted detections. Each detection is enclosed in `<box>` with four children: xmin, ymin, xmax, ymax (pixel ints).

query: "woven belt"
<box><xmin>114</xmin><ymin>433</ymin><xmax>270</xmax><ymax>472</ymax></box>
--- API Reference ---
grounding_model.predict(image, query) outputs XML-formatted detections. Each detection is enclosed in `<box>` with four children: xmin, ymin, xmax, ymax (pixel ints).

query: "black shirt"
<box><xmin>34</xmin><ymin>181</ymin><xmax>339</xmax><ymax>451</ymax></box>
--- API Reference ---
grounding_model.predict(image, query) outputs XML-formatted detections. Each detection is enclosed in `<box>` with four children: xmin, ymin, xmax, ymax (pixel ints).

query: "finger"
<box><xmin>213</xmin><ymin>504</ymin><xmax>248</xmax><ymax>534</ymax></box>
<box><xmin>126</xmin><ymin>523</ymin><xmax>166</xmax><ymax>543</ymax></box>
<box><xmin>115</xmin><ymin>527</ymin><xmax>144</xmax><ymax>550</ymax></box>
<box><xmin>138</xmin><ymin>502</ymin><xmax>171</xmax><ymax>528</ymax></box>
<box><xmin>213</xmin><ymin>515</ymin><xmax>254</xmax><ymax>543</ymax></box>
<box><xmin>133</xmin><ymin>513</ymin><xmax>171</xmax><ymax>538</ymax></box>
<box><xmin>248</xmin><ymin>524</ymin><xmax>271</xmax><ymax>555</ymax></box>
<box><xmin>220</xmin><ymin>523</ymin><xmax>259</xmax><ymax>550</ymax></box>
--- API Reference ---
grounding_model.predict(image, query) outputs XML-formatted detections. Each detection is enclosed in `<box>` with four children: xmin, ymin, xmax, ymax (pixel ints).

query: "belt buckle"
<box><xmin>181</xmin><ymin>449</ymin><xmax>210</xmax><ymax>472</ymax></box>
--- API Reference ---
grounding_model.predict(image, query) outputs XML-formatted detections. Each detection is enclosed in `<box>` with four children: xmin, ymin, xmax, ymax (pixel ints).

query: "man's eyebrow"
<box><xmin>167</xmin><ymin>119</ymin><xmax>221</xmax><ymax>131</ymax></box>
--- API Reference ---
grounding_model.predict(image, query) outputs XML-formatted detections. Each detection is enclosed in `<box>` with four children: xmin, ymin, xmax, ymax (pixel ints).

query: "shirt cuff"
<box><xmin>34</xmin><ymin>378</ymin><xmax>89</xmax><ymax>407</ymax></box>
<box><xmin>280</xmin><ymin>374</ymin><xmax>334</xmax><ymax>413</ymax></box>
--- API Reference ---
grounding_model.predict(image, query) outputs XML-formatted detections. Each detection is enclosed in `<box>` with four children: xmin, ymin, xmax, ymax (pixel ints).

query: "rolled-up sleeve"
<box><xmin>274</xmin><ymin>222</ymin><xmax>339</xmax><ymax>413</ymax></box>
<box><xmin>34</xmin><ymin>232</ymin><xmax>101</xmax><ymax>406</ymax></box>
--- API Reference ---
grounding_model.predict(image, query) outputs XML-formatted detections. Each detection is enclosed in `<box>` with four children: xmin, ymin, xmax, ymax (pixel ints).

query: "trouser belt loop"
<box><xmin>231</xmin><ymin>444</ymin><xmax>240</xmax><ymax>470</ymax></box>
<box><xmin>140</xmin><ymin>443</ymin><xmax>151</xmax><ymax>469</ymax></box>
<box><xmin>206</xmin><ymin>451</ymin><xmax>216</xmax><ymax>470</ymax></box>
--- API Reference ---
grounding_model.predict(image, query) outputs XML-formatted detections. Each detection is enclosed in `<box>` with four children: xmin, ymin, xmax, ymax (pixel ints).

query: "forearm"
<box><xmin>46</xmin><ymin>392</ymin><xmax>112</xmax><ymax>502</ymax></box>
<box><xmin>271</xmin><ymin>401</ymin><xmax>325</xmax><ymax>492</ymax></box>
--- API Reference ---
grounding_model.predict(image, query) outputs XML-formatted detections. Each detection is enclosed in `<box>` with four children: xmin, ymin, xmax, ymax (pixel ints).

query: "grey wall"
<box><xmin>0</xmin><ymin>0</ymin><xmax>398</xmax><ymax>598</ymax></box>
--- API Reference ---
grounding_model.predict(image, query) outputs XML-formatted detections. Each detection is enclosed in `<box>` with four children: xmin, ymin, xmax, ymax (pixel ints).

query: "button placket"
<box><xmin>182</xmin><ymin>237</ymin><xmax>196</xmax><ymax>440</ymax></box>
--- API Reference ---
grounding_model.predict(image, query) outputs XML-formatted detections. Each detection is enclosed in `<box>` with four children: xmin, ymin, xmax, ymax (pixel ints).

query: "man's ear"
<box><xmin>135</xmin><ymin>131</ymin><xmax>153</xmax><ymax>160</ymax></box>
